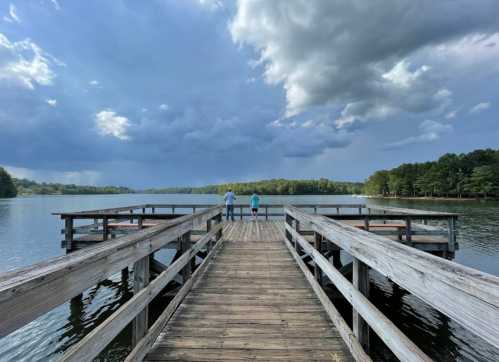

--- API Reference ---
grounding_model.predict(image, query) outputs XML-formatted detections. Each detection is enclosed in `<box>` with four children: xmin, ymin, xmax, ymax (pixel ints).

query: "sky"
<box><xmin>1</xmin><ymin>0</ymin><xmax>498</xmax><ymax>188</ymax></box>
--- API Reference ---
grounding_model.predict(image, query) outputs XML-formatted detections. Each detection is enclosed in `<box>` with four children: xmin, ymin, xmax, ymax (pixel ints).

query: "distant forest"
<box><xmin>13</xmin><ymin>178</ymin><xmax>134</xmax><ymax>196</ymax></box>
<box><xmin>144</xmin><ymin>178</ymin><xmax>364</xmax><ymax>195</ymax></box>
<box><xmin>363</xmin><ymin>148</ymin><xmax>499</xmax><ymax>198</ymax></box>
<box><xmin>2</xmin><ymin>148</ymin><xmax>498</xmax><ymax>199</ymax></box>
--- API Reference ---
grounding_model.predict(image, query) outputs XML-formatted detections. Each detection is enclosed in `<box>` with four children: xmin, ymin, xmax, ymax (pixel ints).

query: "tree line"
<box><xmin>13</xmin><ymin>178</ymin><xmax>134</xmax><ymax>195</ymax></box>
<box><xmin>144</xmin><ymin>178</ymin><xmax>364</xmax><ymax>195</ymax></box>
<box><xmin>363</xmin><ymin>148</ymin><xmax>499</xmax><ymax>198</ymax></box>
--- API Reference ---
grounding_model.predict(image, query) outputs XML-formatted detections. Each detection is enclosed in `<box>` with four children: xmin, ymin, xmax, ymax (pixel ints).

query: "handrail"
<box><xmin>284</xmin><ymin>205</ymin><xmax>499</xmax><ymax>357</ymax></box>
<box><xmin>60</xmin><ymin>222</ymin><xmax>223</xmax><ymax>361</ymax></box>
<box><xmin>0</xmin><ymin>205</ymin><xmax>223</xmax><ymax>338</ymax></box>
<box><xmin>285</xmin><ymin>222</ymin><xmax>430</xmax><ymax>361</ymax></box>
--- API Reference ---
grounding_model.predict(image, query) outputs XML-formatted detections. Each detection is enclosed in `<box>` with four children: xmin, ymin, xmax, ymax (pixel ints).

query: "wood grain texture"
<box><xmin>144</xmin><ymin>221</ymin><xmax>352</xmax><ymax>362</ymax></box>
<box><xmin>286</xmin><ymin>205</ymin><xmax>499</xmax><ymax>352</ymax></box>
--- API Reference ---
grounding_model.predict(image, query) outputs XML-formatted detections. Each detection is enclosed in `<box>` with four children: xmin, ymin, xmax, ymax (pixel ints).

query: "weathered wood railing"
<box><xmin>0</xmin><ymin>206</ymin><xmax>224</xmax><ymax>361</ymax></box>
<box><xmin>284</xmin><ymin>205</ymin><xmax>499</xmax><ymax>361</ymax></box>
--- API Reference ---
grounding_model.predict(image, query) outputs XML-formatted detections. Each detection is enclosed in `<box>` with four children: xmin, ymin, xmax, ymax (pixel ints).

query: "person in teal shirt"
<box><xmin>250</xmin><ymin>192</ymin><xmax>260</xmax><ymax>221</ymax></box>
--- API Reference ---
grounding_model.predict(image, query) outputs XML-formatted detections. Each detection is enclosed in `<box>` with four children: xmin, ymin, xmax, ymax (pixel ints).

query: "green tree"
<box><xmin>0</xmin><ymin>167</ymin><xmax>17</xmax><ymax>198</ymax></box>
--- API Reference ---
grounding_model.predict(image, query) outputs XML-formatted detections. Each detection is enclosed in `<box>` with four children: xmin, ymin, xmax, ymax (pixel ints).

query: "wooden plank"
<box><xmin>0</xmin><ymin>206</ymin><xmax>223</xmax><ymax>338</ymax></box>
<box><xmin>133</xmin><ymin>256</ymin><xmax>150</xmax><ymax>346</ymax></box>
<box><xmin>125</xmin><ymin>226</ymin><xmax>225</xmax><ymax>362</ymax></box>
<box><xmin>286</xmin><ymin>206</ymin><xmax>499</xmax><ymax>350</ymax></box>
<box><xmin>285</xmin><ymin>222</ymin><xmax>431</xmax><ymax>362</ymax></box>
<box><xmin>353</xmin><ymin>258</ymin><xmax>369</xmax><ymax>351</ymax></box>
<box><xmin>282</xmin><ymin>224</ymin><xmax>371</xmax><ymax>362</ymax></box>
<box><xmin>143</xmin><ymin>220</ymin><xmax>352</xmax><ymax>362</ymax></box>
<box><xmin>59</xmin><ymin>224</ymin><xmax>223</xmax><ymax>362</ymax></box>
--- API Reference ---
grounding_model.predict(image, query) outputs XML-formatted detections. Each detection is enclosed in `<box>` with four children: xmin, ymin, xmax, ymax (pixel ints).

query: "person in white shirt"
<box><xmin>224</xmin><ymin>189</ymin><xmax>236</xmax><ymax>221</ymax></box>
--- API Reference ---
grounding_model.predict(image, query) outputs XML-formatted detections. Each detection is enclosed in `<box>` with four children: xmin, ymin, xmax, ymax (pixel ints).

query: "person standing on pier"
<box><xmin>250</xmin><ymin>192</ymin><xmax>260</xmax><ymax>221</ymax></box>
<box><xmin>224</xmin><ymin>189</ymin><xmax>236</xmax><ymax>221</ymax></box>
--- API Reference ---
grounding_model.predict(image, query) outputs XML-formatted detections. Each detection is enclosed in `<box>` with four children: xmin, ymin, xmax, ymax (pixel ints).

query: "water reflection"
<box><xmin>52</xmin><ymin>275</ymin><xmax>133</xmax><ymax>360</ymax></box>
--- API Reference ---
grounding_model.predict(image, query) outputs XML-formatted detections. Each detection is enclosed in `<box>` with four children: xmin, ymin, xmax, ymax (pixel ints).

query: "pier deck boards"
<box><xmin>144</xmin><ymin>221</ymin><xmax>353</xmax><ymax>361</ymax></box>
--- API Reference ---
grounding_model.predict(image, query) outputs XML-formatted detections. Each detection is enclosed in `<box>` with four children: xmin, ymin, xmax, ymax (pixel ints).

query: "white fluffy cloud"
<box><xmin>46</xmin><ymin>99</ymin><xmax>57</xmax><ymax>107</ymax></box>
<box><xmin>95</xmin><ymin>110</ymin><xmax>131</xmax><ymax>140</ymax></box>
<box><xmin>3</xmin><ymin>4</ymin><xmax>20</xmax><ymax>23</ymax></box>
<box><xmin>159</xmin><ymin>103</ymin><xmax>170</xmax><ymax>111</ymax></box>
<box><xmin>384</xmin><ymin>120</ymin><xmax>453</xmax><ymax>149</ymax></box>
<box><xmin>469</xmin><ymin>102</ymin><xmax>491</xmax><ymax>114</ymax></box>
<box><xmin>230</xmin><ymin>1</ymin><xmax>499</xmax><ymax>126</ymax></box>
<box><xmin>0</xmin><ymin>33</ymin><xmax>60</xmax><ymax>89</ymax></box>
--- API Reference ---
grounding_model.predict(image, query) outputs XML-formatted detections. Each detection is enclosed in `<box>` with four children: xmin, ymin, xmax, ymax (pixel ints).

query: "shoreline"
<box><xmin>366</xmin><ymin>195</ymin><xmax>493</xmax><ymax>201</ymax></box>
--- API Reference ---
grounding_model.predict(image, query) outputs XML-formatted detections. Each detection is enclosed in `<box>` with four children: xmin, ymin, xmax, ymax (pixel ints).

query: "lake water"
<box><xmin>0</xmin><ymin>194</ymin><xmax>498</xmax><ymax>361</ymax></box>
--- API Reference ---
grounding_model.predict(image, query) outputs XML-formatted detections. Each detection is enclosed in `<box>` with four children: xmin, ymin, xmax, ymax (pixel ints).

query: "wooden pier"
<box><xmin>0</xmin><ymin>203</ymin><xmax>498</xmax><ymax>361</ymax></box>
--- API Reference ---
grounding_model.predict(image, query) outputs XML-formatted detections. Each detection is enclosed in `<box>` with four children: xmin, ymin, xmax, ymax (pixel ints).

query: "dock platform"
<box><xmin>2</xmin><ymin>203</ymin><xmax>498</xmax><ymax>362</ymax></box>
<box><xmin>145</xmin><ymin>221</ymin><xmax>352</xmax><ymax>361</ymax></box>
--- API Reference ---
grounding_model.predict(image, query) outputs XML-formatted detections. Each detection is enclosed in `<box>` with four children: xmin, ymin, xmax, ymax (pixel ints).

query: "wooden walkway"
<box><xmin>145</xmin><ymin>221</ymin><xmax>352</xmax><ymax>361</ymax></box>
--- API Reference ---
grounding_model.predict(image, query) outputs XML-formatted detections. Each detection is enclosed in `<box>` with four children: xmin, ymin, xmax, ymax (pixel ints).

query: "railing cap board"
<box><xmin>284</xmin><ymin>205</ymin><xmax>499</xmax><ymax>350</ymax></box>
<box><xmin>368</xmin><ymin>205</ymin><xmax>458</xmax><ymax>216</ymax></box>
<box><xmin>0</xmin><ymin>206</ymin><xmax>223</xmax><ymax>337</ymax></box>
<box><xmin>52</xmin><ymin>204</ymin><xmax>148</xmax><ymax>216</ymax></box>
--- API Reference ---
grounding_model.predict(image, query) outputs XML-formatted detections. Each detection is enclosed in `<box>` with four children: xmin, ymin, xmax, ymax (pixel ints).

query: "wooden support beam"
<box><xmin>448</xmin><ymin>217</ymin><xmax>456</xmax><ymax>252</ymax></box>
<box><xmin>353</xmin><ymin>258</ymin><xmax>370</xmax><ymax>352</ymax></box>
<box><xmin>102</xmin><ymin>217</ymin><xmax>109</xmax><ymax>241</ymax></box>
<box><xmin>405</xmin><ymin>217</ymin><xmax>412</xmax><ymax>243</ymax></box>
<box><xmin>132</xmin><ymin>256</ymin><xmax>150</xmax><ymax>346</ymax></box>
<box><xmin>64</xmin><ymin>217</ymin><xmax>74</xmax><ymax>253</ymax></box>
<box><xmin>181</xmin><ymin>232</ymin><xmax>192</xmax><ymax>281</ymax></box>
<box><xmin>314</xmin><ymin>232</ymin><xmax>322</xmax><ymax>285</ymax></box>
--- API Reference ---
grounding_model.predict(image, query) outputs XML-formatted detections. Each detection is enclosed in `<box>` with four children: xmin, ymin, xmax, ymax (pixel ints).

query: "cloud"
<box><xmin>89</xmin><ymin>80</ymin><xmax>99</xmax><ymax>86</ymax></box>
<box><xmin>197</xmin><ymin>0</ymin><xmax>224</xmax><ymax>11</ymax></box>
<box><xmin>159</xmin><ymin>103</ymin><xmax>170</xmax><ymax>111</ymax></box>
<box><xmin>384</xmin><ymin>120</ymin><xmax>453</xmax><ymax>149</ymax></box>
<box><xmin>469</xmin><ymin>102</ymin><xmax>491</xmax><ymax>114</ymax></box>
<box><xmin>50</xmin><ymin>0</ymin><xmax>61</xmax><ymax>11</ymax></box>
<box><xmin>95</xmin><ymin>110</ymin><xmax>131</xmax><ymax>140</ymax></box>
<box><xmin>46</xmin><ymin>99</ymin><xmax>57</xmax><ymax>107</ymax></box>
<box><xmin>445</xmin><ymin>110</ymin><xmax>458</xmax><ymax>119</ymax></box>
<box><xmin>3</xmin><ymin>4</ymin><xmax>20</xmax><ymax>23</ymax></box>
<box><xmin>0</xmin><ymin>33</ymin><xmax>60</xmax><ymax>89</ymax></box>
<box><xmin>230</xmin><ymin>1</ymin><xmax>499</xmax><ymax>124</ymax></box>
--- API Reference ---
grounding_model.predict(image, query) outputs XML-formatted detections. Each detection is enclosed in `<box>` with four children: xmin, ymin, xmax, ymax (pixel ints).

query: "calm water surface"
<box><xmin>0</xmin><ymin>194</ymin><xmax>498</xmax><ymax>361</ymax></box>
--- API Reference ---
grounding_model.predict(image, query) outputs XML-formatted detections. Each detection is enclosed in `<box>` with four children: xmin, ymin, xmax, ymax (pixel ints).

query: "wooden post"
<box><xmin>294</xmin><ymin>220</ymin><xmax>301</xmax><ymax>253</ymax></box>
<box><xmin>138</xmin><ymin>216</ymin><xmax>143</xmax><ymax>229</ymax></box>
<box><xmin>215</xmin><ymin>213</ymin><xmax>223</xmax><ymax>241</ymax></box>
<box><xmin>358</xmin><ymin>207</ymin><xmax>362</xmax><ymax>215</ymax></box>
<box><xmin>172</xmin><ymin>207</ymin><xmax>175</xmax><ymax>215</ymax></box>
<box><xmin>405</xmin><ymin>217</ymin><xmax>412</xmax><ymax>243</ymax></box>
<box><xmin>314</xmin><ymin>232</ymin><xmax>322</xmax><ymax>285</ymax></box>
<box><xmin>240</xmin><ymin>206</ymin><xmax>243</xmax><ymax>220</ymax></box>
<box><xmin>129</xmin><ymin>210</ymin><xmax>133</xmax><ymax>223</ymax></box>
<box><xmin>132</xmin><ymin>255</ymin><xmax>150</xmax><ymax>346</ymax></box>
<box><xmin>364</xmin><ymin>217</ymin><xmax>370</xmax><ymax>232</ymax></box>
<box><xmin>448</xmin><ymin>217</ymin><xmax>456</xmax><ymax>252</ymax></box>
<box><xmin>336</xmin><ymin>207</ymin><xmax>340</xmax><ymax>214</ymax></box>
<box><xmin>314</xmin><ymin>206</ymin><xmax>317</xmax><ymax>214</ymax></box>
<box><xmin>353</xmin><ymin>258</ymin><xmax>370</xmax><ymax>352</ymax></box>
<box><xmin>181</xmin><ymin>232</ymin><xmax>192</xmax><ymax>281</ymax></box>
<box><xmin>206</xmin><ymin>219</ymin><xmax>212</xmax><ymax>251</ymax></box>
<box><xmin>102</xmin><ymin>217</ymin><xmax>109</xmax><ymax>241</ymax></box>
<box><xmin>265</xmin><ymin>206</ymin><xmax>268</xmax><ymax>220</ymax></box>
<box><xmin>152</xmin><ymin>207</ymin><xmax>155</xmax><ymax>214</ymax></box>
<box><xmin>285</xmin><ymin>214</ymin><xmax>293</xmax><ymax>242</ymax></box>
<box><xmin>193</xmin><ymin>207</ymin><xmax>196</xmax><ymax>214</ymax></box>
<box><xmin>64</xmin><ymin>217</ymin><xmax>74</xmax><ymax>253</ymax></box>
